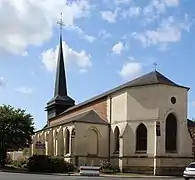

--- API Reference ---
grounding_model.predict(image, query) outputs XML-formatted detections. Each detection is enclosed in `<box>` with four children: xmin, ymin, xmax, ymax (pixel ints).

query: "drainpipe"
<box><xmin>154</xmin><ymin>121</ymin><xmax>157</xmax><ymax>176</ymax></box>
<box><xmin>108</xmin><ymin>96</ymin><xmax>112</xmax><ymax>163</ymax></box>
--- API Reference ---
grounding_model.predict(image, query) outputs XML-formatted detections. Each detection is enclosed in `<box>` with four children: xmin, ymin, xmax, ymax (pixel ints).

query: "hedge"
<box><xmin>27</xmin><ymin>155</ymin><xmax>75</xmax><ymax>173</ymax></box>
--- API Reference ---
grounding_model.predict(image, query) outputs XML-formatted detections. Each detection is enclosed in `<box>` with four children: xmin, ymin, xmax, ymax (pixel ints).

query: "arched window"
<box><xmin>136</xmin><ymin>123</ymin><xmax>147</xmax><ymax>152</ymax></box>
<box><xmin>165</xmin><ymin>113</ymin><xmax>177</xmax><ymax>152</ymax></box>
<box><xmin>57</xmin><ymin>128</ymin><xmax>64</xmax><ymax>156</ymax></box>
<box><xmin>65</xmin><ymin>129</ymin><xmax>70</xmax><ymax>154</ymax></box>
<box><xmin>114</xmin><ymin>126</ymin><xmax>120</xmax><ymax>153</ymax></box>
<box><xmin>86</xmin><ymin>129</ymin><xmax>98</xmax><ymax>155</ymax></box>
<box><xmin>47</xmin><ymin>131</ymin><xmax>53</xmax><ymax>156</ymax></box>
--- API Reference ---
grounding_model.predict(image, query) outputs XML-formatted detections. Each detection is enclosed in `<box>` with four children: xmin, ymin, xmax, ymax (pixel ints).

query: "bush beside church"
<box><xmin>8</xmin><ymin>155</ymin><xmax>75</xmax><ymax>173</ymax></box>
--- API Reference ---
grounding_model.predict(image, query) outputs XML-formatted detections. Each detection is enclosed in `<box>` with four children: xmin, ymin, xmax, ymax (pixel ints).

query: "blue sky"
<box><xmin>0</xmin><ymin>0</ymin><xmax>195</xmax><ymax>130</ymax></box>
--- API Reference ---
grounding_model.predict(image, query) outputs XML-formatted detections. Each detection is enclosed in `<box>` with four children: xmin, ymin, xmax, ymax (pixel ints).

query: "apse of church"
<box><xmin>31</xmin><ymin>26</ymin><xmax>194</xmax><ymax>175</ymax></box>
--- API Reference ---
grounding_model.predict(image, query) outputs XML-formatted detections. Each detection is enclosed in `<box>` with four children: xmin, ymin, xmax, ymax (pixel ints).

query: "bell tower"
<box><xmin>45</xmin><ymin>13</ymin><xmax>75</xmax><ymax>120</ymax></box>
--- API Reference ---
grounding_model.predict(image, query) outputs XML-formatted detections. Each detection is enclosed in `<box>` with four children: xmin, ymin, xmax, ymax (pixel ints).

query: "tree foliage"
<box><xmin>0</xmin><ymin>104</ymin><xmax>35</xmax><ymax>151</ymax></box>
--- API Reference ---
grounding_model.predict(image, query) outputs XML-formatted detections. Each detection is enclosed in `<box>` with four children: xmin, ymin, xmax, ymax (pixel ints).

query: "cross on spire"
<box><xmin>57</xmin><ymin>12</ymin><xmax>65</xmax><ymax>36</ymax></box>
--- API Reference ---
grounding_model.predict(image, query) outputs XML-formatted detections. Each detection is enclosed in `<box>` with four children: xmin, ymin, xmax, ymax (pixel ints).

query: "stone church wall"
<box><xmin>157</xmin><ymin>85</ymin><xmax>192</xmax><ymax>156</ymax></box>
<box><xmin>49</xmin><ymin>97</ymin><xmax>108</xmax><ymax>126</ymax></box>
<box><xmin>74</xmin><ymin>122</ymin><xmax>109</xmax><ymax>158</ymax></box>
<box><xmin>188</xmin><ymin>126</ymin><xmax>195</xmax><ymax>157</ymax></box>
<box><xmin>126</xmin><ymin>85</ymin><xmax>159</xmax><ymax>121</ymax></box>
<box><xmin>107</xmin><ymin>89</ymin><xmax>127</xmax><ymax>124</ymax></box>
<box><xmin>121</xmin><ymin>157</ymin><xmax>154</xmax><ymax>174</ymax></box>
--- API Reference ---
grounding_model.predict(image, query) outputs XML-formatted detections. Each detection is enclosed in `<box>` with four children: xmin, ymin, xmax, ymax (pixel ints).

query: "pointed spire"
<box><xmin>54</xmin><ymin>35</ymin><xmax>67</xmax><ymax>97</ymax></box>
<box><xmin>45</xmin><ymin>13</ymin><xmax>75</xmax><ymax>120</ymax></box>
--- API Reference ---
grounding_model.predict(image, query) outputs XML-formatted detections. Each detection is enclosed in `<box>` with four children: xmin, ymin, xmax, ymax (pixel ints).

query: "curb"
<box><xmin>0</xmin><ymin>170</ymin><xmax>75</xmax><ymax>176</ymax></box>
<box><xmin>0</xmin><ymin>170</ymin><xmax>183</xmax><ymax>178</ymax></box>
<box><xmin>100</xmin><ymin>174</ymin><xmax>182</xmax><ymax>178</ymax></box>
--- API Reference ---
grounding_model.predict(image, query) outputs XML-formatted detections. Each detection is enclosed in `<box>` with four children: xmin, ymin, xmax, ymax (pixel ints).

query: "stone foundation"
<box><xmin>123</xmin><ymin>166</ymin><xmax>154</xmax><ymax>175</ymax></box>
<box><xmin>62</xmin><ymin>155</ymin><xmax>193</xmax><ymax>176</ymax></box>
<box><xmin>154</xmin><ymin>156</ymin><xmax>193</xmax><ymax>176</ymax></box>
<box><xmin>72</xmin><ymin>155</ymin><xmax>108</xmax><ymax>166</ymax></box>
<box><xmin>111</xmin><ymin>156</ymin><xmax>193</xmax><ymax>175</ymax></box>
<box><xmin>155</xmin><ymin>167</ymin><xmax>185</xmax><ymax>176</ymax></box>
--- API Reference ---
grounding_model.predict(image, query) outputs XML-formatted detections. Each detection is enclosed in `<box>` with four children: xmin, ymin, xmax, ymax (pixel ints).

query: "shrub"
<box><xmin>100</xmin><ymin>160</ymin><xmax>120</xmax><ymax>174</ymax></box>
<box><xmin>27</xmin><ymin>155</ymin><xmax>49</xmax><ymax>172</ymax></box>
<box><xmin>48</xmin><ymin>156</ymin><xmax>65</xmax><ymax>173</ymax></box>
<box><xmin>12</xmin><ymin>156</ymin><xmax>28</xmax><ymax>168</ymax></box>
<box><xmin>64</xmin><ymin>160</ymin><xmax>75</xmax><ymax>172</ymax></box>
<box><xmin>27</xmin><ymin>155</ymin><xmax>75</xmax><ymax>173</ymax></box>
<box><xmin>5</xmin><ymin>154</ymin><xmax>13</xmax><ymax>165</ymax></box>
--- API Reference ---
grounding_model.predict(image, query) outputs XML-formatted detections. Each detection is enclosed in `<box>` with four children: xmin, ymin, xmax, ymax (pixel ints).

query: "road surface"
<box><xmin>0</xmin><ymin>172</ymin><xmax>184</xmax><ymax>180</ymax></box>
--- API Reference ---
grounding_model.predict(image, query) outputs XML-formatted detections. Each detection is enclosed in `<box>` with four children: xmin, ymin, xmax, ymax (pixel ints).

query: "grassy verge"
<box><xmin>2</xmin><ymin>165</ymin><xmax>27</xmax><ymax>171</ymax></box>
<box><xmin>101</xmin><ymin>171</ymin><xmax>145</xmax><ymax>177</ymax></box>
<box><xmin>112</xmin><ymin>172</ymin><xmax>144</xmax><ymax>176</ymax></box>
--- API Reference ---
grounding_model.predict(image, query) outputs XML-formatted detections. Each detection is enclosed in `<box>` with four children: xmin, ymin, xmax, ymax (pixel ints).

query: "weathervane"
<box><xmin>57</xmin><ymin>12</ymin><xmax>65</xmax><ymax>36</ymax></box>
<box><xmin>153</xmin><ymin>62</ymin><xmax>157</xmax><ymax>71</ymax></box>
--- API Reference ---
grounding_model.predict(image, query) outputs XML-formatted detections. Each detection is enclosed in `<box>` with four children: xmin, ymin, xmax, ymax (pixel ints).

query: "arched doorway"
<box><xmin>165</xmin><ymin>113</ymin><xmax>177</xmax><ymax>152</ymax></box>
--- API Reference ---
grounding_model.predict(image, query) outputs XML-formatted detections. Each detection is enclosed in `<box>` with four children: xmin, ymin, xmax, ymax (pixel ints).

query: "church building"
<box><xmin>31</xmin><ymin>34</ymin><xmax>194</xmax><ymax>175</ymax></box>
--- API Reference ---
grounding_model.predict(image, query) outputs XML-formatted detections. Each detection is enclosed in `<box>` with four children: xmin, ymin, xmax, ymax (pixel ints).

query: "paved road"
<box><xmin>0</xmin><ymin>172</ymin><xmax>184</xmax><ymax>180</ymax></box>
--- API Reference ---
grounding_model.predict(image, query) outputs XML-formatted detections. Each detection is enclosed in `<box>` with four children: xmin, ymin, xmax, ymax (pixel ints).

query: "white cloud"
<box><xmin>112</xmin><ymin>41</ymin><xmax>124</xmax><ymax>54</ymax></box>
<box><xmin>0</xmin><ymin>0</ymin><xmax>92</xmax><ymax>55</ymax></box>
<box><xmin>42</xmin><ymin>40</ymin><xmax>92</xmax><ymax>72</ymax></box>
<box><xmin>164</xmin><ymin>0</ymin><xmax>179</xmax><ymax>7</ymax></box>
<box><xmin>115</xmin><ymin>0</ymin><xmax>132</xmax><ymax>5</ymax></box>
<box><xmin>119</xmin><ymin>61</ymin><xmax>142</xmax><ymax>80</ymax></box>
<box><xmin>143</xmin><ymin>0</ymin><xmax>180</xmax><ymax>23</ymax></box>
<box><xmin>122</xmin><ymin>6</ymin><xmax>141</xmax><ymax>18</ymax></box>
<box><xmin>147</xmin><ymin>0</ymin><xmax>180</xmax><ymax>13</ymax></box>
<box><xmin>15</xmin><ymin>87</ymin><xmax>33</xmax><ymax>94</ymax></box>
<box><xmin>83</xmin><ymin>35</ymin><xmax>96</xmax><ymax>43</ymax></box>
<box><xmin>101</xmin><ymin>10</ymin><xmax>118</xmax><ymax>23</ymax></box>
<box><xmin>114</xmin><ymin>0</ymin><xmax>131</xmax><ymax>5</ymax></box>
<box><xmin>0</xmin><ymin>77</ymin><xmax>6</xmax><ymax>88</ymax></box>
<box><xmin>79</xmin><ymin>69</ymin><xmax>87</xmax><ymax>74</ymax></box>
<box><xmin>98</xmin><ymin>29</ymin><xmax>111</xmax><ymax>39</ymax></box>
<box><xmin>67</xmin><ymin>26</ymin><xmax>96</xmax><ymax>43</ymax></box>
<box><xmin>132</xmin><ymin>15</ymin><xmax>192</xmax><ymax>48</ymax></box>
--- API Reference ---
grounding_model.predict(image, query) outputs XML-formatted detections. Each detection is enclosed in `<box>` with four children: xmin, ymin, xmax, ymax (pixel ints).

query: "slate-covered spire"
<box><xmin>54</xmin><ymin>35</ymin><xmax>67</xmax><ymax>97</ymax></box>
<box><xmin>45</xmin><ymin>32</ymin><xmax>75</xmax><ymax>120</ymax></box>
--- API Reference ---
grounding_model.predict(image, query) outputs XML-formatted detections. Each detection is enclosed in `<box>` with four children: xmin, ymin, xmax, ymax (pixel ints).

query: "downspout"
<box><xmin>154</xmin><ymin>121</ymin><xmax>157</xmax><ymax>176</ymax></box>
<box><xmin>108</xmin><ymin>96</ymin><xmax>112</xmax><ymax>163</ymax></box>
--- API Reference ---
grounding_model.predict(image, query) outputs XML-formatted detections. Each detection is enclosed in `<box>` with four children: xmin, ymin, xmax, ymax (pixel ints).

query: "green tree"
<box><xmin>0</xmin><ymin>105</ymin><xmax>35</xmax><ymax>168</ymax></box>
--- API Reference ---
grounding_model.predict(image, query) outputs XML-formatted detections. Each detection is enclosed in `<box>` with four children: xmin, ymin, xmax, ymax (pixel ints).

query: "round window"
<box><xmin>171</xmin><ymin>97</ymin><xmax>176</xmax><ymax>104</ymax></box>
